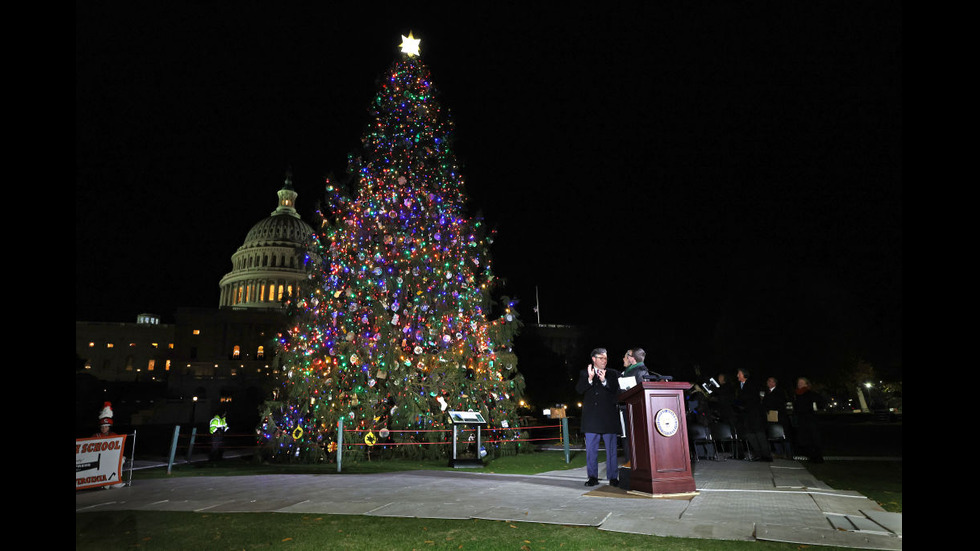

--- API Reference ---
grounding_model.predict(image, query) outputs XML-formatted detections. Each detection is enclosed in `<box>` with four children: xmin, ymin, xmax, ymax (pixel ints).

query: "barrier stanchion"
<box><xmin>186</xmin><ymin>428</ymin><xmax>197</xmax><ymax>462</ymax></box>
<box><xmin>128</xmin><ymin>429</ymin><xmax>137</xmax><ymax>486</ymax></box>
<box><xmin>167</xmin><ymin>425</ymin><xmax>180</xmax><ymax>474</ymax></box>
<box><xmin>562</xmin><ymin>418</ymin><xmax>570</xmax><ymax>463</ymax></box>
<box><xmin>337</xmin><ymin>417</ymin><xmax>344</xmax><ymax>473</ymax></box>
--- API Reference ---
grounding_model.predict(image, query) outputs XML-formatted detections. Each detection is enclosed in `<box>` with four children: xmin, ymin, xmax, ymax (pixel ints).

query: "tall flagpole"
<box><xmin>534</xmin><ymin>285</ymin><xmax>541</xmax><ymax>324</ymax></box>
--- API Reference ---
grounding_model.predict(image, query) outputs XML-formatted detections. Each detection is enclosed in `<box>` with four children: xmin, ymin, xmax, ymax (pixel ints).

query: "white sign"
<box><xmin>448</xmin><ymin>410</ymin><xmax>486</xmax><ymax>424</ymax></box>
<box><xmin>76</xmin><ymin>435</ymin><xmax>127</xmax><ymax>490</ymax></box>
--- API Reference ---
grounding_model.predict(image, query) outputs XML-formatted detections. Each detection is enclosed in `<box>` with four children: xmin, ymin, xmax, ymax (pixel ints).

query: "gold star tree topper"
<box><xmin>400</xmin><ymin>32</ymin><xmax>421</xmax><ymax>57</ymax></box>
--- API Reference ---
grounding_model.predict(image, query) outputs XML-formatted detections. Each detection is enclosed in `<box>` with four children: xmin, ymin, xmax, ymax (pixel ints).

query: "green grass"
<box><xmin>76</xmin><ymin>511</ymin><xmax>852</xmax><ymax>551</ymax></box>
<box><xmin>78</xmin><ymin>451</ymin><xmax>899</xmax><ymax>550</ymax></box>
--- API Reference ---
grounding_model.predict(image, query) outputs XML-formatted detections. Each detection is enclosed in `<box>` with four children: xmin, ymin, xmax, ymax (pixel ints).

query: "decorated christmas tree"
<box><xmin>257</xmin><ymin>33</ymin><xmax>527</xmax><ymax>462</ymax></box>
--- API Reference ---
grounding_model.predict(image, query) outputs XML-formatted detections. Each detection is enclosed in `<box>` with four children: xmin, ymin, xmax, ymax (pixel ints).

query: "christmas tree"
<box><xmin>257</xmin><ymin>33</ymin><xmax>526</xmax><ymax>462</ymax></box>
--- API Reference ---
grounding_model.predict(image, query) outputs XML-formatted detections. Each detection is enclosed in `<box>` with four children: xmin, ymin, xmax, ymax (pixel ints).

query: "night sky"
<box><xmin>76</xmin><ymin>3</ymin><xmax>902</xmax><ymax>380</ymax></box>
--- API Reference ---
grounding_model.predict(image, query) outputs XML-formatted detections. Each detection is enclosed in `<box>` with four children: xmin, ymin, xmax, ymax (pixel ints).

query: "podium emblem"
<box><xmin>654</xmin><ymin>407</ymin><xmax>679</xmax><ymax>437</ymax></box>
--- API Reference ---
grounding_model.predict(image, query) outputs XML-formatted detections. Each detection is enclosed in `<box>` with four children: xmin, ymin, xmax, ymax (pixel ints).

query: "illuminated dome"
<box><xmin>218</xmin><ymin>173</ymin><xmax>314</xmax><ymax>309</ymax></box>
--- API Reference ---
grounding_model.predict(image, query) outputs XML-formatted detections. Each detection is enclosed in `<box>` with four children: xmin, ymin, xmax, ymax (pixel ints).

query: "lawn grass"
<box><xmin>78</xmin><ymin>450</ymin><xmax>898</xmax><ymax>550</ymax></box>
<box><xmin>76</xmin><ymin>510</ymin><xmax>853</xmax><ymax>551</ymax></box>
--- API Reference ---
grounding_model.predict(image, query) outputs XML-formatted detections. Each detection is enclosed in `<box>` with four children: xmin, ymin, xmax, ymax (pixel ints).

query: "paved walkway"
<box><xmin>77</xmin><ymin>454</ymin><xmax>901</xmax><ymax>549</ymax></box>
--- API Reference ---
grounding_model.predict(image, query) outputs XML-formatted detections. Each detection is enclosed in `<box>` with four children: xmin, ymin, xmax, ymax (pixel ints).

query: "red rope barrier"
<box><xmin>175</xmin><ymin>425</ymin><xmax>568</xmax><ymax>452</ymax></box>
<box><xmin>320</xmin><ymin>423</ymin><xmax>566</xmax><ymax>449</ymax></box>
<box><xmin>338</xmin><ymin>423</ymin><xmax>560</xmax><ymax>434</ymax></box>
<box><xmin>335</xmin><ymin>436</ymin><xmax>560</xmax><ymax>447</ymax></box>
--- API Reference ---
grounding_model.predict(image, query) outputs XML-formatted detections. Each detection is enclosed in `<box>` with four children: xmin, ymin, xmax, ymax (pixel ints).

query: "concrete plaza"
<box><xmin>76</xmin><ymin>453</ymin><xmax>901</xmax><ymax>549</ymax></box>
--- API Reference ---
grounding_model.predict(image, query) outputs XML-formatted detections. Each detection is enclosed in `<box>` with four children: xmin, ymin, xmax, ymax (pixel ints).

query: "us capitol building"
<box><xmin>75</xmin><ymin>173</ymin><xmax>314</xmax><ymax>432</ymax></box>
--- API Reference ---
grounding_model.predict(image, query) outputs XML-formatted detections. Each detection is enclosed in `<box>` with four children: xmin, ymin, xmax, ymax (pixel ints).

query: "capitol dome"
<box><xmin>218</xmin><ymin>173</ymin><xmax>314</xmax><ymax>309</ymax></box>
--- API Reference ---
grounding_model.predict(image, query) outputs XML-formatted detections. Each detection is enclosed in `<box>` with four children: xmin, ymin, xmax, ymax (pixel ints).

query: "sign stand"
<box><xmin>447</xmin><ymin>410</ymin><xmax>487</xmax><ymax>468</ymax></box>
<box><xmin>127</xmin><ymin>429</ymin><xmax>136</xmax><ymax>486</ymax></box>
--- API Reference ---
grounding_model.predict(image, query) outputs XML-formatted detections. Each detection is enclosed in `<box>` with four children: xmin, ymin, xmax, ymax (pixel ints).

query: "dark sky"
<box><xmin>76</xmin><ymin>2</ymin><xmax>902</xmax><ymax>376</ymax></box>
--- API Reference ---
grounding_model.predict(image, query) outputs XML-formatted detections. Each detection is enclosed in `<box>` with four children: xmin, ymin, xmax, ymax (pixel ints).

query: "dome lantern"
<box><xmin>274</xmin><ymin>171</ymin><xmax>300</xmax><ymax>218</ymax></box>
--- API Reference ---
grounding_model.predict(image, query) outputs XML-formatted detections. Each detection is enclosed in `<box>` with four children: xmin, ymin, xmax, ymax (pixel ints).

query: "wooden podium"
<box><xmin>618</xmin><ymin>381</ymin><xmax>696</xmax><ymax>495</ymax></box>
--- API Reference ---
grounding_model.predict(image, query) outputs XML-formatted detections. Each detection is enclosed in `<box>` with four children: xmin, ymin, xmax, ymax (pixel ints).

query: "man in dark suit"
<box><xmin>735</xmin><ymin>368</ymin><xmax>772</xmax><ymax>461</ymax></box>
<box><xmin>762</xmin><ymin>377</ymin><xmax>788</xmax><ymax>419</ymax></box>
<box><xmin>762</xmin><ymin>376</ymin><xmax>792</xmax><ymax>457</ymax></box>
<box><xmin>576</xmin><ymin>348</ymin><xmax>621</xmax><ymax>486</ymax></box>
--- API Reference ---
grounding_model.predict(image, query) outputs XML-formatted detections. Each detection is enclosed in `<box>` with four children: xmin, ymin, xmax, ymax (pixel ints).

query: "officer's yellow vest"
<box><xmin>210</xmin><ymin>416</ymin><xmax>227</xmax><ymax>434</ymax></box>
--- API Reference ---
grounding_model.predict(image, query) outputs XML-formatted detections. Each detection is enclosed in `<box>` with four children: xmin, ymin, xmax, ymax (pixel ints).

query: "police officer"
<box><xmin>209</xmin><ymin>412</ymin><xmax>228</xmax><ymax>461</ymax></box>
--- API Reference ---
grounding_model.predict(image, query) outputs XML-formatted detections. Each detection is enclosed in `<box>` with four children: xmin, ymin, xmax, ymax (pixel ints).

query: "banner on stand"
<box><xmin>76</xmin><ymin>435</ymin><xmax>127</xmax><ymax>490</ymax></box>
